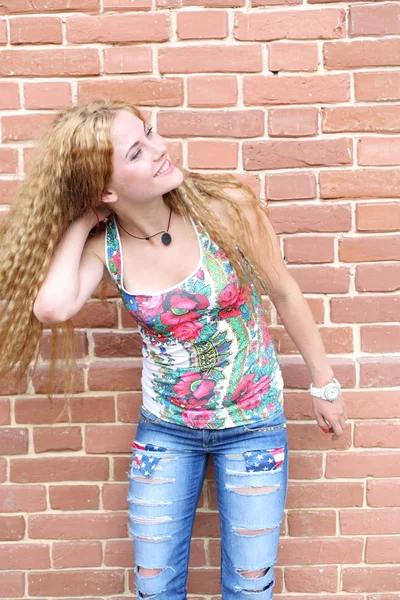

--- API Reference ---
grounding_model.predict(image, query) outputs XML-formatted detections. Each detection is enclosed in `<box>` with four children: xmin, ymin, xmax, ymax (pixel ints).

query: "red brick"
<box><xmin>0</xmin><ymin>0</ymin><xmax>99</xmax><ymax>13</ymax></box>
<box><xmin>0</xmin><ymin>19</ymin><xmax>6</xmax><ymax>44</ymax></box>
<box><xmin>102</xmin><ymin>483</ymin><xmax>129</xmax><ymax>511</ymax></box>
<box><xmin>93</xmin><ymin>332</ymin><xmax>142</xmax><ymax>358</ymax></box>
<box><xmin>287</xmin><ymin>510</ymin><xmax>336</xmax><ymax>537</ymax></box>
<box><xmin>0</xmin><ymin>428</ymin><xmax>28</xmax><ymax>455</ymax></box>
<box><xmin>269</xmin><ymin>42</ymin><xmax>318</xmax><ymax>72</ymax></box>
<box><xmin>159</xmin><ymin>45</ymin><xmax>262</xmax><ymax>73</ymax></box>
<box><xmin>177</xmin><ymin>11</ymin><xmax>228</xmax><ymax>39</ymax></box>
<box><xmin>0</xmin><ymin>572</ymin><xmax>24</xmax><ymax>598</ymax></box>
<box><xmin>104</xmin><ymin>46</ymin><xmax>152</xmax><ymax>74</ymax></box>
<box><xmin>355</xmin><ymin>421</ymin><xmax>400</xmax><ymax>449</ymax></box>
<box><xmin>265</xmin><ymin>172</ymin><xmax>316</xmax><ymax>201</ymax></box>
<box><xmin>367</xmin><ymin>480</ymin><xmax>400</xmax><ymax>508</ymax></box>
<box><xmin>343</xmin><ymin>566</ymin><xmax>400</xmax><ymax>593</ymax></box>
<box><xmin>72</xmin><ymin>301</ymin><xmax>118</xmax><ymax>328</ymax></box>
<box><xmin>10</xmin><ymin>457</ymin><xmax>109</xmax><ymax>483</ymax></box>
<box><xmin>244</xmin><ymin>138</ymin><xmax>352</xmax><ymax>170</ymax></box>
<box><xmin>78</xmin><ymin>78</ymin><xmax>183</xmax><ymax>107</ymax></box>
<box><xmin>15</xmin><ymin>396</ymin><xmax>115</xmax><ymax>424</ymax></box>
<box><xmin>331</xmin><ymin>296</ymin><xmax>400</xmax><ymax>324</ymax></box>
<box><xmin>278</xmin><ymin>597</ymin><xmax>362</xmax><ymax>600</ymax></box>
<box><xmin>0</xmin><ymin>49</ymin><xmax>100</xmax><ymax>77</ymax></box>
<box><xmin>327</xmin><ymin>452</ymin><xmax>400</xmax><ymax>479</ymax></box>
<box><xmin>187</xmin><ymin>76</ymin><xmax>237</xmax><ymax>108</ymax></box>
<box><xmin>31</xmin><ymin>364</ymin><xmax>84</xmax><ymax>395</ymax></box>
<box><xmin>284</xmin><ymin>391</ymin><xmax>319</xmax><ymax>421</ymax></box>
<box><xmin>325</xmin><ymin>39</ymin><xmax>400</xmax><ymax>70</ymax></box>
<box><xmin>40</xmin><ymin>330</ymin><xmax>88</xmax><ymax>360</ymax></box>
<box><xmin>281</xmin><ymin>536</ymin><xmax>364</xmax><ymax>564</ymax></box>
<box><xmin>280</xmin><ymin>357</ymin><xmax>355</xmax><ymax>388</ymax></box>
<box><xmin>269</xmin><ymin>203</ymin><xmax>351</xmax><ymax>234</ymax></box>
<box><xmin>359</xmin><ymin>136</ymin><xmax>400</xmax><ymax>166</ymax></box>
<box><xmin>117</xmin><ymin>392</ymin><xmax>142</xmax><ymax>423</ymax></box>
<box><xmin>24</xmin><ymin>81</ymin><xmax>72</xmax><ymax>110</ymax></box>
<box><xmin>289</xmin><ymin>265</ymin><xmax>350</xmax><ymax>293</ymax></box>
<box><xmin>28</xmin><ymin>570</ymin><xmax>124</xmax><ymax>596</ymax></box>
<box><xmin>0</xmin><ymin>82</ymin><xmax>20</xmax><ymax>109</ymax></box>
<box><xmin>104</xmin><ymin>0</ymin><xmax>151</xmax><ymax>8</ymax></box>
<box><xmin>0</xmin><ymin>180</ymin><xmax>20</xmax><ymax>205</ymax></box>
<box><xmin>0</xmin><ymin>398</ymin><xmax>10</xmax><ymax>425</ymax></box>
<box><xmin>188</xmin><ymin>141</ymin><xmax>238</xmax><ymax>169</ymax></box>
<box><xmin>359</xmin><ymin>357</ymin><xmax>400</xmax><ymax>388</ymax></box>
<box><xmin>0</xmin><ymin>544</ymin><xmax>50</xmax><ymax>569</ymax></box>
<box><xmin>88</xmin><ymin>360</ymin><xmax>142</xmax><ymax>391</ymax></box>
<box><xmin>323</xmin><ymin>105</ymin><xmax>400</xmax><ymax>134</ymax></box>
<box><xmin>284</xmin><ymin>566</ymin><xmax>338</xmax><ymax>593</ymax></box>
<box><xmin>0</xmin><ymin>516</ymin><xmax>25</xmax><ymax>541</ymax></box>
<box><xmin>268</xmin><ymin>107</ymin><xmax>318</xmax><ymax>137</ymax></box>
<box><xmin>366</xmin><ymin>537</ymin><xmax>400</xmax><ymax>564</ymax></box>
<box><xmin>235</xmin><ymin>8</ymin><xmax>345</xmax><ymax>40</ymax></box>
<box><xmin>321</xmin><ymin>169</ymin><xmax>400</xmax><ymax>199</ymax></box>
<box><xmin>339</xmin><ymin>235</ymin><xmax>400</xmax><ymax>262</ymax></box>
<box><xmin>3</xmin><ymin>114</ymin><xmax>55</xmax><ymax>142</ymax></box>
<box><xmin>0</xmin><ymin>148</ymin><xmax>18</xmax><ymax>174</ymax></box>
<box><xmin>287</xmin><ymin>482</ymin><xmax>364</xmax><ymax>509</ymax></box>
<box><xmin>52</xmin><ymin>542</ymin><xmax>102</xmax><ymax>568</ymax></box>
<box><xmin>283</xmin><ymin>236</ymin><xmax>334</xmax><ymax>264</ymax></box>
<box><xmin>86</xmin><ymin>425</ymin><xmax>136</xmax><ymax>453</ymax></box>
<box><xmin>187</xmin><ymin>568</ymin><xmax>220</xmax><ymax>594</ymax></box>
<box><xmin>244</xmin><ymin>74</ymin><xmax>349</xmax><ymax>105</ymax></box>
<box><xmin>350</xmin><ymin>3</ymin><xmax>400</xmax><ymax>37</ymax></box>
<box><xmin>360</xmin><ymin>325</ymin><xmax>400</xmax><ymax>353</ymax></box>
<box><xmin>158</xmin><ymin>110</ymin><xmax>264</xmax><ymax>138</ymax></box>
<box><xmin>66</xmin><ymin>13</ymin><xmax>169</xmax><ymax>43</ymax></box>
<box><xmin>28</xmin><ymin>514</ymin><xmax>128</xmax><ymax>540</ymax></box>
<box><xmin>356</xmin><ymin>264</ymin><xmax>400</xmax><ymax>293</ymax></box>
<box><xmin>113</xmin><ymin>456</ymin><xmax>131</xmax><ymax>481</ymax></box>
<box><xmin>0</xmin><ymin>485</ymin><xmax>46</xmax><ymax>512</ymax></box>
<box><xmin>49</xmin><ymin>485</ymin><xmax>100</xmax><ymax>510</ymax></box>
<box><xmin>357</xmin><ymin>202</ymin><xmax>400</xmax><ymax>232</ymax></box>
<box><xmin>33</xmin><ymin>426</ymin><xmax>82</xmax><ymax>453</ymax></box>
<box><xmin>355</xmin><ymin>72</ymin><xmax>400</xmax><ymax>102</ymax></box>
<box><xmin>0</xmin><ymin>458</ymin><xmax>7</xmax><ymax>482</ymax></box>
<box><xmin>10</xmin><ymin>16</ymin><xmax>62</xmax><ymax>44</ymax></box>
<box><xmin>104</xmin><ymin>539</ymin><xmax>133</xmax><ymax>567</ymax></box>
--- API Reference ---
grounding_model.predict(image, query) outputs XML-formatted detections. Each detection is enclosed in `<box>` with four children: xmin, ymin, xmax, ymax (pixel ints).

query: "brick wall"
<box><xmin>0</xmin><ymin>0</ymin><xmax>400</xmax><ymax>598</ymax></box>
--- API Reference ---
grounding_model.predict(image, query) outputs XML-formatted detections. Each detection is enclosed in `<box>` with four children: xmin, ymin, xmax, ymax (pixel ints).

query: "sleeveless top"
<box><xmin>105</xmin><ymin>214</ymin><xmax>284</xmax><ymax>430</ymax></box>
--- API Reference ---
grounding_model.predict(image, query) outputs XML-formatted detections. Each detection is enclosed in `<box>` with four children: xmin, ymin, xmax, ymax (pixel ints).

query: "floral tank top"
<box><xmin>105</xmin><ymin>214</ymin><xmax>284</xmax><ymax>429</ymax></box>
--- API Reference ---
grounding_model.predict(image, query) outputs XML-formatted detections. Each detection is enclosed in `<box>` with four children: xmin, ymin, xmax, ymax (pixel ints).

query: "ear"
<box><xmin>102</xmin><ymin>189</ymin><xmax>118</xmax><ymax>204</ymax></box>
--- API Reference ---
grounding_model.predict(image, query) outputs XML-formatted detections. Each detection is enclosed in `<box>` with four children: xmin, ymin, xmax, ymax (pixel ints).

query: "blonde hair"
<box><xmin>0</xmin><ymin>100</ymin><xmax>269</xmax><ymax>397</ymax></box>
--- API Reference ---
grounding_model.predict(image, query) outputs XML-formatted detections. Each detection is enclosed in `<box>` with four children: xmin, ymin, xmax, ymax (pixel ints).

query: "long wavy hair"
<box><xmin>0</xmin><ymin>100</ymin><xmax>270</xmax><ymax>400</ymax></box>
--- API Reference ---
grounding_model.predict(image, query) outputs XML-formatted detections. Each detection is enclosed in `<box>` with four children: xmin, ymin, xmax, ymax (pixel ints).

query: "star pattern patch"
<box><xmin>243</xmin><ymin>447</ymin><xmax>285</xmax><ymax>472</ymax></box>
<box><xmin>132</xmin><ymin>441</ymin><xmax>166</xmax><ymax>478</ymax></box>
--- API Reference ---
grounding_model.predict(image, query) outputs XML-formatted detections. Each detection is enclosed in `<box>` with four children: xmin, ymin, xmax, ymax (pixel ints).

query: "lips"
<box><xmin>154</xmin><ymin>158</ymin><xmax>172</xmax><ymax>177</ymax></box>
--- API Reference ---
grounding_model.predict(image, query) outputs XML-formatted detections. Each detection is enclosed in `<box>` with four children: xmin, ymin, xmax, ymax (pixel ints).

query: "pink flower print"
<box><xmin>161</xmin><ymin>290</ymin><xmax>209</xmax><ymax>326</ymax></box>
<box><xmin>231</xmin><ymin>373</ymin><xmax>271</xmax><ymax>410</ymax></box>
<box><xmin>112</xmin><ymin>250</ymin><xmax>121</xmax><ymax>274</ymax></box>
<box><xmin>136</xmin><ymin>295</ymin><xmax>164</xmax><ymax>318</ymax></box>
<box><xmin>197</xmin><ymin>269</ymin><xmax>205</xmax><ymax>280</ymax></box>
<box><xmin>182</xmin><ymin>408</ymin><xmax>214</xmax><ymax>428</ymax></box>
<box><xmin>170</xmin><ymin>320</ymin><xmax>203</xmax><ymax>341</ymax></box>
<box><xmin>173</xmin><ymin>371</ymin><xmax>216</xmax><ymax>402</ymax></box>
<box><xmin>219</xmin><ymin>283</ymin><xmax>248</xmax><ymax>319</ymax></box>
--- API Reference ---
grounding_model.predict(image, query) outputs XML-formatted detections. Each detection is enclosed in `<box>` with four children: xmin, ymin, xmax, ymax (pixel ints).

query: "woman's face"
<box><xmin>106</xmin><ymin>109</ymin><xmax>183</xmax><ymax>206</ymax></box>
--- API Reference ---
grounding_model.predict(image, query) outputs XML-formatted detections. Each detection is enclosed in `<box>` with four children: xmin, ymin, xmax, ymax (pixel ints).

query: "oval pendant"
<box><xmin>161</xmin><ymin>232</ymin><xmax>172</xmax><ymax>246</ymax></box>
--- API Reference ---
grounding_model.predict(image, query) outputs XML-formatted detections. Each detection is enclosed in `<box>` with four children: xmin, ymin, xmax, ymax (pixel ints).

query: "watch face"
<box><xmin>325</xmin><ymin>383</ymin><xmax>340</xmax><ymax>401</ymax></box>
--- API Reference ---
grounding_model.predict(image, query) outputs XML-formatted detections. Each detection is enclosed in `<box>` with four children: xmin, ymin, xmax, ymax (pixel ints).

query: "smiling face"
<box><xmin>104</xmin><ymin>109</ymin><xmax>183</xmax><ymax>207</ymax></box>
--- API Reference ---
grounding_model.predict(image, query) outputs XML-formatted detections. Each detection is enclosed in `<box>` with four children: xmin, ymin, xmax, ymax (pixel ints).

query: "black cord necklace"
<box><xmin>116</xmin><ymin>207</ymin><xmax>172</xmax><ymax>246</ymax></box>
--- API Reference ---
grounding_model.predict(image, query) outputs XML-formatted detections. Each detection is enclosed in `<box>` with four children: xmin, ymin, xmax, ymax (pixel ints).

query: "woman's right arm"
<box><xmin>33</xmin><ymin>212</ymin><xmax>106</xmax><ymax>325</ymax></box>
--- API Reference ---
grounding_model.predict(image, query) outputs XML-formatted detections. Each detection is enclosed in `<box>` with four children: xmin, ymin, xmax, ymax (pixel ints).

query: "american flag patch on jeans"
<box><xmin>243</xmin><ymin>447</ymin><xmax>285</xmax><ymax>472</ymax></box>
<box><xmin>132</xmin><ymin>441</ymin><xmax>166</xmax><ymax>478</ymax></box>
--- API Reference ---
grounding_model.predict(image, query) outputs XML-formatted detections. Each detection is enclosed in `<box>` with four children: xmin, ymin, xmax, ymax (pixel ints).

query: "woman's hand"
<box><xmin>312</xmin><ymin>394</ymin><xmax>348</xmax><ymax>441</ymax></box>
<box><xmin>81</xmin><ymin>206</ymin><xmax>111</xmax><ymax>230</ymax></box>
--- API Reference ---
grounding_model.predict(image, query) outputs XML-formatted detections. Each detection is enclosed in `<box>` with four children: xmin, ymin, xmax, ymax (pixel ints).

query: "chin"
<box><xmin>163</xmin><ymin>165</ymin><xmax>184</xmax><ymax>193</ymax></box>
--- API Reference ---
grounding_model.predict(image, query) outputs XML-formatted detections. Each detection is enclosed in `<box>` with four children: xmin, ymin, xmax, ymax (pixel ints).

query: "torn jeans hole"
<box><xmin>132</xmin><ymin>441</ymin><xmax>167</xmax><ymax>478</ymax></box>
<box><xmin>243</xmin><ymin>447</ymin><xmax>284</xmax><ymax>473</ymax></box>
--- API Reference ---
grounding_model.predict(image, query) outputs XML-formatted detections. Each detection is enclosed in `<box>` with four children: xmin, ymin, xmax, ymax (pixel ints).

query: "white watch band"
<box><xmin>309</xmin><ymin>378</ymin><xmax>341</xmax><ymax>401</ymax></box>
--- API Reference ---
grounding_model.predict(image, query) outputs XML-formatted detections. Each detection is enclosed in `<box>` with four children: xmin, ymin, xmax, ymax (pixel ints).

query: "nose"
<box><xmin>150</xmin><ymin>134</ymin><xmax>168</xmax><ymax>161</ymax></box>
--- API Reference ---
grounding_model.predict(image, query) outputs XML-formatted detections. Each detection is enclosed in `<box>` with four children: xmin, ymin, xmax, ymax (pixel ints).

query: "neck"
<box><xmin>114</xmin><ymin>197</ymin><xmax>170</xmax><ymax>238</ymax></box>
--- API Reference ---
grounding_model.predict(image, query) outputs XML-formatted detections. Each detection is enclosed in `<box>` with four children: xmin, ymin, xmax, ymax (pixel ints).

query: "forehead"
<box><xmin>110</xmin><ymin>109</ymin><xmax>144</xmax><ymax>154</ymax></box>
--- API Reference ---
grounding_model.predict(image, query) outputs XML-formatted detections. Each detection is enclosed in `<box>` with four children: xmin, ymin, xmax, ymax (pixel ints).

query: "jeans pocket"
<box><xmin>139</xmin><ymin>406</ymin><xmax>161</xmax><ymax>424</ymax></box>
<box><xmin>242</xmin><ymin>415</ymin><xmax>287</xmax><ymax>434</ymax></box>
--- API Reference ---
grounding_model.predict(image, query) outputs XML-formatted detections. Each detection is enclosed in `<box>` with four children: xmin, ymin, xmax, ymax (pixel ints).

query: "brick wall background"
<box><xmin>1</xmin><ymin>0</ymin><xmax>400</xmax><ymax>598</ymax></box>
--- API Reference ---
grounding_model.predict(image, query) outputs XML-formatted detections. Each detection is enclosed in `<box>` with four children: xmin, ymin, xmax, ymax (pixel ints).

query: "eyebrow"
<box><xmin>124</xmin><ymin>121</ymin><xmax>147</xmax><ymax>159</ymax></box>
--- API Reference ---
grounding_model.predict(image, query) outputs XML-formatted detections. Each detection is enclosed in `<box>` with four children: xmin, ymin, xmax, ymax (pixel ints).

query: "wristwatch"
<box><xmin>309</xmin><ymin>378</ymin><xmax>341</xmax><ymax>402</ymax></box>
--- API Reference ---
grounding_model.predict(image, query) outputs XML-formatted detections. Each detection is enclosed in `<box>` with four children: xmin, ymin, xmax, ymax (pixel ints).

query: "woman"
<box><xmin>0</xmin><ymin>100</ymin><xmax>346</xmax><ymax>599</ymax></box>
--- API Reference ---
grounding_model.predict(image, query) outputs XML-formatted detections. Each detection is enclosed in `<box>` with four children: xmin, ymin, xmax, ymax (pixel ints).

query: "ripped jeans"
<box><xmin>128</xmin><ymin>406</ymin><xmax>288</xmax><ymax>600</ymax></box>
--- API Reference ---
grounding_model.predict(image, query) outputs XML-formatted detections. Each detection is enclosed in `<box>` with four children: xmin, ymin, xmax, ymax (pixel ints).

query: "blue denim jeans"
<box><xmin>128</xmin><ymin>406</ymin><xmax>288</xmax><ymax>600</ymax></box>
